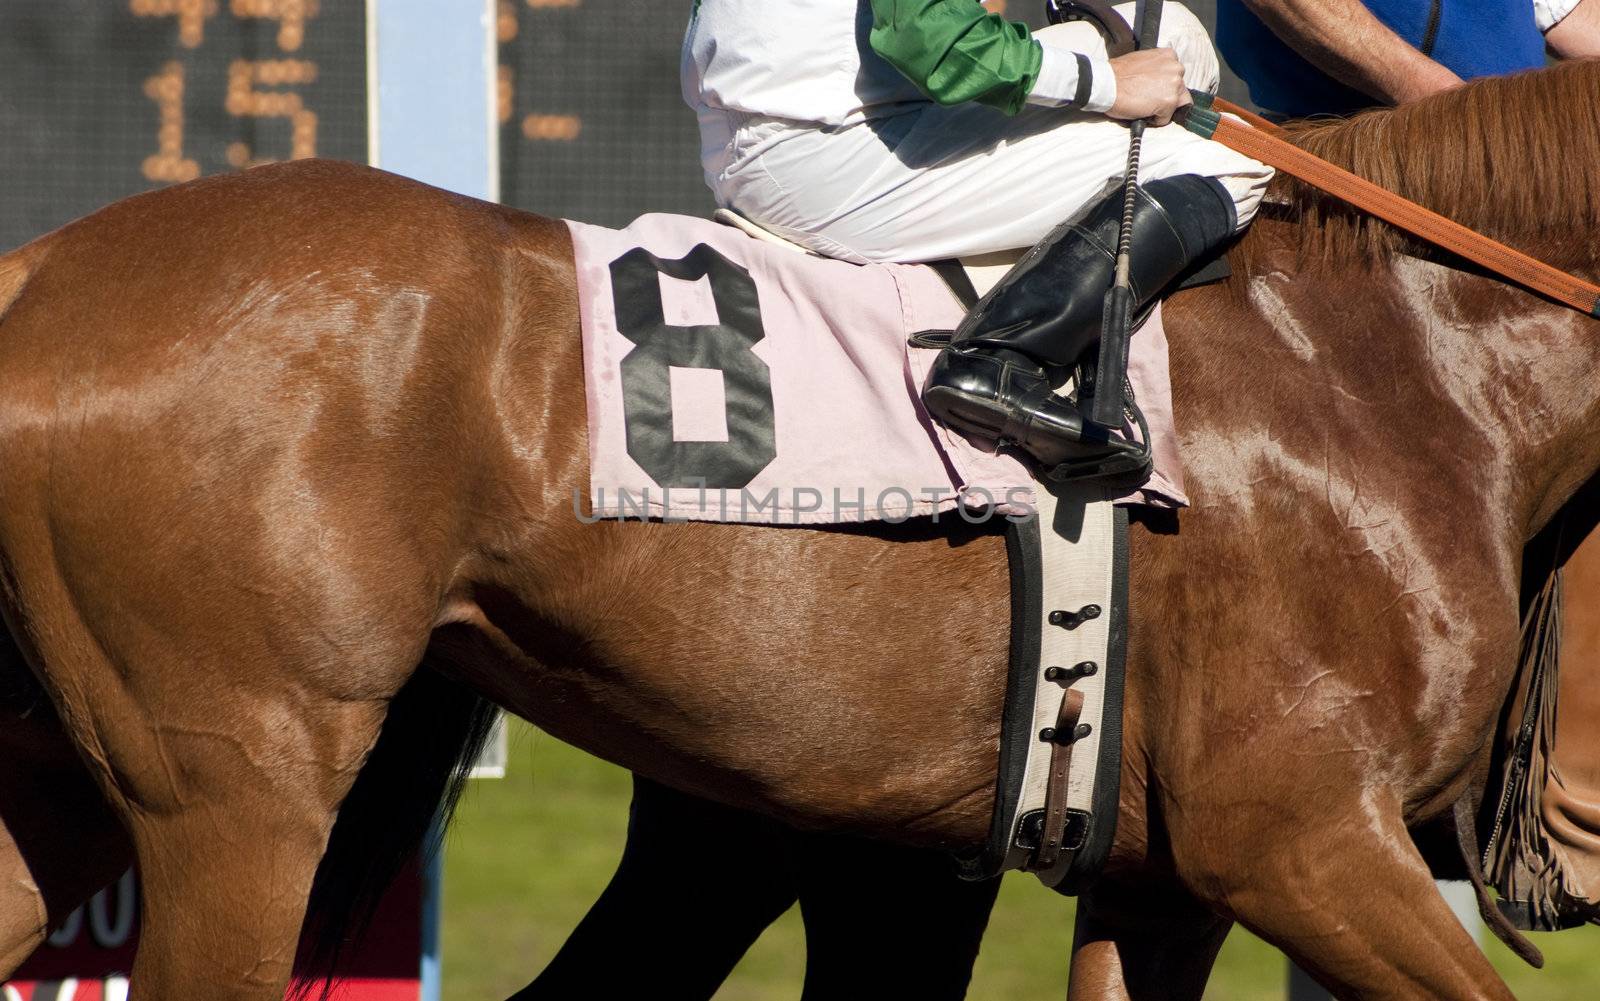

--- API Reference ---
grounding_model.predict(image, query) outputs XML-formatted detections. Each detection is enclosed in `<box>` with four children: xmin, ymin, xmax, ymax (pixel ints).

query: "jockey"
<box><xmin>681</xmin><ymin>0</ymin><xmax>1272</xmax><ymax>475</ymax></box>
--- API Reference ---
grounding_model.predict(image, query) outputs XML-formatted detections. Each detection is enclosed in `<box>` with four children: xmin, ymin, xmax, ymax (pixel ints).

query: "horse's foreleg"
<box><xmin>1187</xmin><ymin>793</ymin><xmax>1514</xmax><ymax>1001</ymax></box>
<box><xmin>1067</xmin><ymin>882</ymin><xmax>1230</xmax><ymax>1001</ymax></box>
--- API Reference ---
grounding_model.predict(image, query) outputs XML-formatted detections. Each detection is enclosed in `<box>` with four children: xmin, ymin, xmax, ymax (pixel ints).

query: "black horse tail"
<box><xmin>294</xmin><ymin>654</ymin><xmax>500</xmax><ymax>998</ymax></box>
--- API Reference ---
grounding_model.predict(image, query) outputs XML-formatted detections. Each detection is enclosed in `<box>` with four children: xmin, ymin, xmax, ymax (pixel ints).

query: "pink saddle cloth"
<box><xmin>567</xmin><ymin>215</ymin><xmax>1186</xmax><ymax>525</ymax></box>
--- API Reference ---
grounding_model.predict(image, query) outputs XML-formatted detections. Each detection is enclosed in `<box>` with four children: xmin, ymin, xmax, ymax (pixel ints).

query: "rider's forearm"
<box><xmin>1238</xmin><ymin>0</ymin><xmax>1463</xmax><ymax>104</ymax></box>
<box><xmin>1546</xmin><ymin>0</ymin><xmax>1600</xmax><ymax>57</ymax></box>
<box><xmin>867</xmin><ymin>0</ymin><xmax>1113</xmax><ymax>114</ymax></box>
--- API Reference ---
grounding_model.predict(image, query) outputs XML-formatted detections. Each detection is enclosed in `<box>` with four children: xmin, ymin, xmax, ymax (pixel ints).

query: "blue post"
<box><xmin>366</xmin><ymin>7</ymin><xmax>497</xmax><ymax>998</ymax></box>
<box><xmin>421</xmin><ymin>827</ymin><xmax>446</xmax><ymax>1001</ymax></box>
<box><xmin>367</xmin><ymin>0</ymin><xmax>499</xmax><ymax>201</ymax></box>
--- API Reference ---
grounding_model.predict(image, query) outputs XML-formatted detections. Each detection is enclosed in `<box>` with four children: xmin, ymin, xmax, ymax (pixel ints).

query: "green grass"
<box><xmin>442</xmin><ymin>722</ymin><xmax>1600</xmax><ymax>1000</ymax></box>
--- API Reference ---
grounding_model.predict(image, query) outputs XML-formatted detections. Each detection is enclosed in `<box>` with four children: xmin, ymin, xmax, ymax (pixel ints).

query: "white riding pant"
<box><xmin>702</xmin><ymin>3</ymin><xmax>1273</xmax><ymax>264</ymax></box>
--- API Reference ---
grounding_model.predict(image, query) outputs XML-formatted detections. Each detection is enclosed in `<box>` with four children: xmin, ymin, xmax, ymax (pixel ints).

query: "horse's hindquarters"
<box><xmin>0</xmin><ymin>160</ymin><xmax>567</xmax><ymax>999</ymax></box>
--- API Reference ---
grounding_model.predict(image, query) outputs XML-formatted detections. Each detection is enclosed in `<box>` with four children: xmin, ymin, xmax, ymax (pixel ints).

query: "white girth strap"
<box><xmin>1006</xmin><ymin>486</ymin><xmax>1118</xmax><ymax>885</ymax></box>
<box><xmin>961</xmin><ymin>253</ymin><xmax>1119</xmax><ymax>886</ymax></box>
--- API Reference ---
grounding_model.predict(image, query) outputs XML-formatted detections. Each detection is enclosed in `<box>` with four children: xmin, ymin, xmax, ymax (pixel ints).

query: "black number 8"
<box><xmin>609</xmin><ymin>245</ymin><xmax>777</xmax><ymax>489</ymax></box>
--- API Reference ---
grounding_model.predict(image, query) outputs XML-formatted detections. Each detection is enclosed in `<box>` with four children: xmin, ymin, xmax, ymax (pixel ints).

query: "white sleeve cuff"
<box><xmin>1027</xmin><ymin>44</ymin><xmax>1117</xmax><ymax>114</ymax></box>
<box><xmin>1536</xmin><ymin>0</ymin><xmax>1582</xmax><ymax>30</ymax></box>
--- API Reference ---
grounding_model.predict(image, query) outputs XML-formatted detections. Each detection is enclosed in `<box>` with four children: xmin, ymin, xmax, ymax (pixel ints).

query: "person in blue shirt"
<box><xmin>1216</xmin><ymin>0</ymin><xmax>1599</xmax><ymax>118</ymax></box>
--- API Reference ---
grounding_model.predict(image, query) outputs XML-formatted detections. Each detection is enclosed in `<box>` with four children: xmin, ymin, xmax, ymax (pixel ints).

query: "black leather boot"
<box><xmin>921</xmin><ymin>174</ymin><xmax>1237</xmax><ymax>481</ymax></box>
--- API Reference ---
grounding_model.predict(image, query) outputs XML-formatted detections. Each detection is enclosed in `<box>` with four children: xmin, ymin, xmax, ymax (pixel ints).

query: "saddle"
<box><xmin>708</xmin><ymin>207</ymin><xmax>1135</xmax><ymax>890</ymax></box>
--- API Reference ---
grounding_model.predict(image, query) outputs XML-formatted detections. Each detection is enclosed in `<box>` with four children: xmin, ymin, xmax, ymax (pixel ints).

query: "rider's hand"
<box><xmin>1105</xmin><ymin>48</ymin><xmax>1191</xmax><ymax>127</ymax></box>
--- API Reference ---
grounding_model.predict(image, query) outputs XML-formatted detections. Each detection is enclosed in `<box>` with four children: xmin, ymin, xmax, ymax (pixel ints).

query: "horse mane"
<box><xmin>1239</xmin><ymin>59</ymin><xmax>1600</xmax><ymax>273</ymax></box>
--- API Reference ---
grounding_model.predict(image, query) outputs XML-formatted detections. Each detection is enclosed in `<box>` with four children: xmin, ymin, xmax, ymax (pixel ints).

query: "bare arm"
<box><xmin>1240</xmin><ymin>0</ymin><xmax>1463</xmax><ymax>104</ymax></box>
<box><xmin>1547</xmin><ymin>0</ymin><xmax>1600</xmax><ymax>57</ymax></box>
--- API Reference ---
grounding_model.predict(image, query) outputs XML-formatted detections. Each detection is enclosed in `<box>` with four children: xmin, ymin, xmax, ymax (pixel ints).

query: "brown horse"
<box><xmin>0</xmin><ymin>60</ymin><xmax>1597</xmax><ymax>1000</ymax></box>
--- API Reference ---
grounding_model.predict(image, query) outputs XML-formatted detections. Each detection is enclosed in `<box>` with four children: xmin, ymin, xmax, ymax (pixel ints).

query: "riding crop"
<box><xmin>1086</xmin><ymin>0</ymin><xmax>1164</xmax><ymax>429</ymax></box>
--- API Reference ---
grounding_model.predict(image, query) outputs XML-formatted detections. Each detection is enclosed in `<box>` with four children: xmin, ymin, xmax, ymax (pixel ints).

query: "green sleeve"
<box><xmin>868</xmin><ymin>0</ymin><xmax>1043</xmax><ymax>115</ymax></box>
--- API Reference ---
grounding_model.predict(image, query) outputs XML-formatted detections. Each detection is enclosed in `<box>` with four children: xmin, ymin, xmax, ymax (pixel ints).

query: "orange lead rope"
<box><xmin>1181</xmin><ymin>96</ymin><xmax>1600</xmax><ymax>318</ymax></box>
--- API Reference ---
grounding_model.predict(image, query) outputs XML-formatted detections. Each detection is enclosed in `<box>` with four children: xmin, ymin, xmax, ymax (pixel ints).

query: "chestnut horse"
<box><xmin>0</xmin><ymin>62</ymin><xmax>1596</xmax><ymax>1001</ymax></box>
